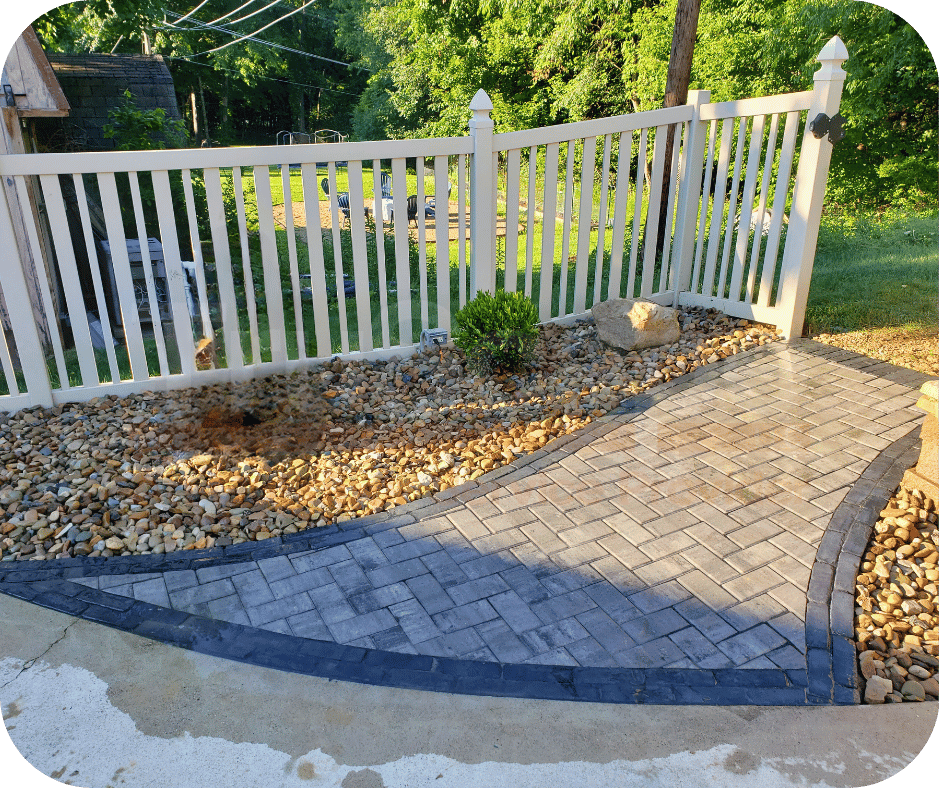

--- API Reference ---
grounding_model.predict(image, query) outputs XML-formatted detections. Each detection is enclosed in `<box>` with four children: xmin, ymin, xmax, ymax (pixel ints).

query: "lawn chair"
<box><xmin>322</xmin><ymin>177</ymin><xmax>367</xmax><ymax>226</ymax></box>
<box><xmin>380</xmin><ymin>172</ymin><xmax>393</xmax><ymax>198</ymax></box>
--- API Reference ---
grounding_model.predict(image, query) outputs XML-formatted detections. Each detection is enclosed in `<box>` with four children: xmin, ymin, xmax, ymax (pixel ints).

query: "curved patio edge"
<box><xmin>804</xmin><ymin>424</ymin><xmax>923</xmax><ymax>705</ymax></box>
<box><xmin>0</xmin><ymin>341</ymin><xmax>931</xmax><ymax>705</ymax></box>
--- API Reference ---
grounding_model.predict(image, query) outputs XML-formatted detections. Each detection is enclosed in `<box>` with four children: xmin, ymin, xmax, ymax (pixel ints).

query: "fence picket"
<box><xmin>728</xmin><ymin>114</ymin><xmax>765</xmax><ymax>302</ymax></box>
<box><xmin>702</xmin><ymin>120</ymin><xmax>733</xmax><ymax>297</ymax></box>
<box><xmin>593</xmin><ymin>134</ymin><xmax>612</xmax><ymax>305</ymax></box>
<box><xmin>73</xmin><ymin>173</ymin><xmax>120</xmax><ymax>382</ymax></box>
<box><xmin>253</xmin><ymin>165</ymin><xmax>289</xmax><ymax>364</ymax></box>
<box><xmin>691</xmin><ymin>120</ymin><xmax>717</xmax><ymax>293</ymax></box>
<box><xmin>573</xmin><ymin>136</ymin><xmax>596</xmax><ymax>313</ymax></box>
<box><xmin>539</xmin><ymin>142</ymin><xmax>560</xmax><ymax>320</ymax></box>
<box><xmin>280</xmin><ymin>164</ymin><xmax>305</xmax><ymax>359</ymax></box>
<box><xmin>627</xmin><ymin>129</ymin><xmax>648</xmax><ymax>299</ymax></box>
<box><xmin>0</xmin><ymin>289</ymin><xmax>19</xmax><ymax>395</ymax></box>
<box><xmin>300</xmin><ymin>162</ymin><xmax>333</xmax><ymax>357</ymax></box>
<box><xmin>457</xmin><ymin>153</ymin><xmax>467</xmax><ymax>309</ymax></box>
<box><xmin>417</xmin><ymin>157</ymin><xmax>429</xmax><ymax>329</ymax></box>
<box><xmin>38</xmin><ymin>174</ymin><xmax>98</xmax><ymax>387</ymax></box>
<box><xmin>716</xmin><ymin>118</ymin><xmax>749</xmax><ymax>299</ymax></box>
<box><xmin>391</xmin><ymin>157</ymin><xmax>412</xmax><ymax>345</ymax></box>
<box><xmin>12</xmin><ymin>175</ymin><xmax>68</xmax><ymax>388</ymax></box>
<box><xmin>126</xmin><ymin>173</ymin><xmax>170</xmax><ymax>377</ymax></box>
<box><xmin>745</xmin><ymin>114</ymin><xmax>780</xmax><ymax>303</ymax></box>
<box><xmin>232</xmin><ymin>166</ymin><xmax>262</xmax><ymax>364</ymax></box>
<box><xmin>524</xmin><ymin>146</ymin><xmax>536</xmax><ymax>299</ymax></box>
<box><xmin>434</xmin><ymin>155</ymin><xmax>451</xmax><ymax>330</ymax></box>
<box><xmin>557</xmin><ymin>141</ymin><xmax>575</xmax><ymax>316</ymax></box>
<box><xmin>181</xmin><ymin>169</ymin><xmax>214</xmax><ymax>341</ymax></box>
<box><xmin>606</xmin><ymin>132</ymin><xmax>631</xmax><ymax>301</ymax></box>
<box><xmin>324</xmin><ymin>162</ymin><xmax>349</xmax><ymax>354</ymax></box>
<box><xmin>504</xmin><ymin>148</ymin><xmax>521</xmax><ymax>294</ymax></box>
<box><xmin>346</xmin><ymin>160</ymin><xmax>374</xmax><ymax>352</ymax></box>
<box><xmin>372</xmin><ymin>160</ymin><xmax>391</xmax><ymax>348</ymax></box>
<box><xmin>758</xmin><ymin>111</ymin><xmax>800</xmax><ymax>307</ymax></box>
<box><xmin>640</xmin><ymin>126</ymin><xmax>668</xmax><ymax>298</ymax></box>
<box><xmin>659</xmin><ymin>123</ymin><xmax>684</xmax><ymax>292</ymax></box>
<box><xmin>97</xmin><ymin>172</ymin><xmax>149</xmax><ymax>381</ymax></box>
<box><xmin>204</xmin><ymin>167</ymin><xmax>244</xmax><ymax>370</ymax></box>
<box><xmin>151</xmin><ymin>170</ymin><xmax>196</xmax><ymax>377</ymax></box>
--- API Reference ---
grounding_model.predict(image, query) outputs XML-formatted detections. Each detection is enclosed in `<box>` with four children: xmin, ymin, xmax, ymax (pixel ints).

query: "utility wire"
<box><xmin>164</xmin><ymin>54</ymin><xmax>353</xmax><ymax>95</ymax></box>
<box><xmin>217</xmin><ymin>0</ymin><xmax>286</xmax><ymax>27</ymax></box>
<box><xmin>167</xmin><ymin>0</ymin><xmax>212</xmax><ymax>27</ymax></box>
<box><xmin>198</xmin><ymin>0</ymin><xmax>318</xmax><ymax>56</ymax></box>
<box><xmin>203</xmin><ymin>0</ymin><xmax>262</xmax><ymax>26</ymax></box>
<box><xmin>159</xmin><ymin>10</ymin><xmax>369</xmax><ymax>70</ymax></box>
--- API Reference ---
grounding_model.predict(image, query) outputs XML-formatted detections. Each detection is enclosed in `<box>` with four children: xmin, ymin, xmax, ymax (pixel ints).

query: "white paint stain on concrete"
<box><xmin>0</xmin><ymin>657</ymin><xmax>932</xmax><ymax>788</ymax></box>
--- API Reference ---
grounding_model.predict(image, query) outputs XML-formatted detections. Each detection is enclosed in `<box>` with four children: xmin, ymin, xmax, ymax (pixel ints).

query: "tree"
<box><xmin>32</xmin><ymin>0</ymin><xmax>369</xmax><ymax>145</ymax></box>
<box><xmin>658</xmin><ymin>0</ymin><xmax>701</xmax><ymax>255</ymax></box>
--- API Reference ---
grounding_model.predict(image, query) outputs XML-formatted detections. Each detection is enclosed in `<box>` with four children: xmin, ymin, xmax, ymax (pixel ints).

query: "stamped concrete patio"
<box><xmin>0</xmin><ymin>340</ymin><xmax>931</xmax><ymax>705</ymax></box>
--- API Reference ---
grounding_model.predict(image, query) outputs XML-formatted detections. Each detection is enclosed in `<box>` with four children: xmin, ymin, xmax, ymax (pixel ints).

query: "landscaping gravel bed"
<box><xmin>0</xmin><ymin>307</ymin><xmax>779</xmax><ymax>562</ymax></box>
<box><xmin>856</xmin><ymin>483</ymin><xmax>939</xmax><ymax>703</ymax></box>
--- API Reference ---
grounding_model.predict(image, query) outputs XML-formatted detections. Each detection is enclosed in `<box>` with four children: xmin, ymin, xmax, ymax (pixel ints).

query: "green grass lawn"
<box><xmin>805</xmin><ymin>209</ymin><xmax>938</xmax><ymax>335</ymax></box>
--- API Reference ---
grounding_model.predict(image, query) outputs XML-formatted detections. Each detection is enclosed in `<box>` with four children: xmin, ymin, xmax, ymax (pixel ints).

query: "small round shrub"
<box><xmin>452</xmin><ymin>290</ymin><xmax>540</xmax><ymax>376</ymax></box>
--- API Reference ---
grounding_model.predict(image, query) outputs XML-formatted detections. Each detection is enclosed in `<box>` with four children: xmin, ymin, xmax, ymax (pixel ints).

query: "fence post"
<box><xmin>776</xmin><ymin>35</ymin><xmax>848</xmax><ymax>340</ymax></box>
<box><xmin>671</xmin><ymin>89</ymin><xmax>711</xmax><ymax>306</ymax></box>
<box><xmin>469</xmin><ymin>89</ymin><xmax>495</xmax><ymax>297</ymax></box>
<box><xmin>0</xmin><ymin>173</ymin><xmax>53</xmax><ymax>408</ymax></box>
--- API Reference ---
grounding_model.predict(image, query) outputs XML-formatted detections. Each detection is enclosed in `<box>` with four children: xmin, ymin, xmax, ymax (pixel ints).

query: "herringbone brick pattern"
<box><xmin>77</xmin><ymin>345</ymin><xmax>925</xmax><ymax>670</ymax></box>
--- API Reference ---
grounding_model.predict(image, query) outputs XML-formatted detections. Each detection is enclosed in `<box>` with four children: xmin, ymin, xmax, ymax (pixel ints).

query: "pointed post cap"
<box><xmin>469</xmin><ymin>88</ymin><xmax>494</xmax><ymax>129</ymax></box>
<box><xmin>469</xmin><ymin>89</ymin><xmax>494</xmax><ymax>113</ymax></box>
<box><xmin>815</xmin><ymin>35</ymin><xmax>848</xmax><ymax>81</ymax></box>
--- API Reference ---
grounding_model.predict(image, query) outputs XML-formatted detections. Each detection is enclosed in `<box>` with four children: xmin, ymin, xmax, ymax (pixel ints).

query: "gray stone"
<box><xmin>901</xmin><ymin>680</ymin><xmax>926</xmax><ymax>701</ymax></box>
<box><xmin>863</xmin><ymin>675</ymin><xmax>893</xmax><ymax>704</ymax></box>
<box><xmin>591</xmin><ymin>298</ymin><xmax>680</xmax><ymax>352</ymax></box>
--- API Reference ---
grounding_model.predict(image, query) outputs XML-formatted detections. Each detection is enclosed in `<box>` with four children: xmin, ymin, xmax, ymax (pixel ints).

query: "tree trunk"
<box><xmin>198</xmin><ymin>76</ymin><xmax>210</xmax><ymax>144</ymax></box>
<box><xmin>656</xmin><ymin>0</ymin><xmax>701</xmax><ymax>260</ymax></box>
<box><xmin>220</xmin><ymin>73</ymin><xmax>231</xmax><ymax>141</ymax></box>
<box><xmin>190</xmin><ymin>90</ymin><xmax>199</xmax><ymax>139</ymax></box>
<box><xmin>291</xmin><ymin>84</ymin><xmax>307</xmax><ymax>134</ymax></box>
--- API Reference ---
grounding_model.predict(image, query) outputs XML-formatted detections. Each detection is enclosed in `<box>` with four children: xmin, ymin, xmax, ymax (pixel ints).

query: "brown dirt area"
<box><xmin>272</xmin><ymin>199</ymin><xmax>522</xmax><ymax>244</ymax></box>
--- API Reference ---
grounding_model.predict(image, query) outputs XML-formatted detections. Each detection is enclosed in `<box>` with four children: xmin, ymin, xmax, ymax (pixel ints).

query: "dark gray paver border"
<box><xmin>0</xmin><ymin>340</ymin><xmax>930</xmax><ymax>704</ymax></box>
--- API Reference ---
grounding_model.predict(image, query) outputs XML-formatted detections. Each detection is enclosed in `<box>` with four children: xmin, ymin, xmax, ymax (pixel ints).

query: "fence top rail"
<box><xmin>699</xmin><ymin>90</ymin><xmax>814</xmax><ymax>121</ymax></box>
<box><xmin>493</xmin><ymin>104</ymin><xmax>694</xmax><ymax>152</ymax></box>
<box><xmin>0</xmin><ymin>135</ymin><xmax>474</xmax><ymax>176</ymax></box>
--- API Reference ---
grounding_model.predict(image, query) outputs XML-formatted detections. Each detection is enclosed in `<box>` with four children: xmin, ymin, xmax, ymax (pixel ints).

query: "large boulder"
<box><xmin>591</xmin><ymin>297</ymin><xmax>680</xmax><ymax>352</ymax></box>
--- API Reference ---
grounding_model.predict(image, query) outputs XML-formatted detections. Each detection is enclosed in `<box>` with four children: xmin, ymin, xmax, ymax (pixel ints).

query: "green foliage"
<box><xmin>452</xmin><ymin>290</ymin><xmax>539</xmax><ymax>375</ymax></box>
<box><xmin>103</xmin><ymin>89</ymin><xmax>187</xmax><ymax>150</ymax></box>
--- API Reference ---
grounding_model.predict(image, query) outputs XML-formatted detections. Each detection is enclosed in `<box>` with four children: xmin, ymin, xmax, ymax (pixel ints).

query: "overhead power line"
<box><xmin>168</xmin><ymin>0</ymin><xmax>212</xmax><ymax>27</ymax></box>
<box><xmin>203</xmin><ymin>0</ymin><xmax>263</xmax><ymax>26</ymax></box>
<box><xmin>159</xmin><ymin>10</ymin><xmax>369</xmax><ymax>71</ymax></box>
<box><xmin>219</xmin><ymin>0</ymin><xmax>286</xmax><ymax>27</ymax></box>
<box><xmin>164</xmin><ymin>54</ymin><xmax>352</xmax><ymax>95</ymax></box>
<box><xmin>198</xmin><ymin>0</ymin><xmax>318</xmax><ymax>56</ymax></box>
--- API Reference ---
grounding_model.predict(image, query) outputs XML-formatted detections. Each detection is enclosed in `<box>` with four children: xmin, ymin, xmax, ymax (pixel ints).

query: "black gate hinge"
<box><xmin>809</xmin><ymin>112</ymin><xmax>846</xmax><ymax>144</ymax></box>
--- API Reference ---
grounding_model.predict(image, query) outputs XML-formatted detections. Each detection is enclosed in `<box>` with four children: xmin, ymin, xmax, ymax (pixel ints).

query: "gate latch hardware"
<box><xmin>809</xmin><ymin>112</ymin><xmax>846</xmax><ymax>144</ymax></box>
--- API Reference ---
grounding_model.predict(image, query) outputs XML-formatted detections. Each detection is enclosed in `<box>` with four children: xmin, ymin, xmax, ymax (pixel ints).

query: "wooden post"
<box><xmin>776</xmin><ymin>36</ymin><xmax>848</xmax><ymax>340</ymax></box>
<box><xmin>0</xmin><ymin>162</ymin><xmax>53</xmax><ymax>407</ymax></box>
<box><xmin>469</xmin><ymin>89</ymin><xmax>495</xmax><ymax>297</ymax></box>
<box><xmin>0</xmin><ymin>106</ymin><xmax>52</xmax><ymax>346</ymax></box>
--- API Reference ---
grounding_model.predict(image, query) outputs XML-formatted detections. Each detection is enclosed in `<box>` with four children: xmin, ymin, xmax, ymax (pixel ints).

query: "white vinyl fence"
<box><xmin>0</xmin><ymin>37</ymin><xmax>847</xmax><ymax>412</ymax></box>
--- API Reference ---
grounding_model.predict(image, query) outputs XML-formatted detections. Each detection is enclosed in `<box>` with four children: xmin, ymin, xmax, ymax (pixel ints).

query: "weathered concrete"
<box><xmin>2</xmin><ymin>594</ymin><xmax>937</xmax><ymax>788</ymax></box>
